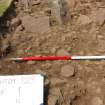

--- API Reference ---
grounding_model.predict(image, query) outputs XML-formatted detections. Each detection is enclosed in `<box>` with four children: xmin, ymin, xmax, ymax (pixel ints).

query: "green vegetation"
<box><xmin>0</xmin><ymin>0</ymin><xmax>13</xmax><ymax>17</ymax></box>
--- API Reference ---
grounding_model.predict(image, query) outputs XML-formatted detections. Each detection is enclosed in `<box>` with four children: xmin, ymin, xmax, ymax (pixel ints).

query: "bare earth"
<box><xmin>0</xmin><ymin>0</ymin><xmax>105</xmax><ymax>105</ymax></box>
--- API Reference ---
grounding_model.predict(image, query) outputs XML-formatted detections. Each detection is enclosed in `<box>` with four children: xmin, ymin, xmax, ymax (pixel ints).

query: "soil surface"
<box><xmin>0</xmin><ymin>0</ymin><xmax>105</xmax><ymax>105</ymax></box>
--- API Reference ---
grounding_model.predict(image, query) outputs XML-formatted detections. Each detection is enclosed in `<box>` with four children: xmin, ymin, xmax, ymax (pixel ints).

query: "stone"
<box><xmin>51</xmin><ymin>47</ymin><xmax>57</xmax><ymax>54</ymax></box>
<box><xmin>50</xmin><ymin>77</ymin><xmax>67</xmax><ymax>85</ymax></box>
<box><xmin>11</xmin><ymin>18</ymin><xmax>21</xmax><ymax>29</ymax></box>
<box><xmin>45</xmin><ymin>79</ymin><xmax>50</xmax><ymax>87</ymax></box>
<box><xmin>17</xmin><ymin>50</ymin><xmax>24</xmax><ymax>55</ymax></box>
<box><xmin>32</xmin><ymin>0</ymin><xmax>41</xmax><ymax>5</ymax></box>
<box><xmin>96</xmin><ymin>88</ymin><xmax>101</xmax><ymax>94</ymax></box>
<box><xmin>97</xmin><ymin>39</ymin><xmax>105</xmax><ymax>52</ymax></box>
<box><xmin>77</xmin><ymin>15</ymin><xmax>92</xmax><ymax>25</ymax></box>
<box><xmin>51</xmin><ymin>0</ymin><xmax>62</xmax><ymax>25</ymax></box>
<box><xmin>61</xmin><ymin>65</ymin><xmax>75</xmax><ymax>77</ymax></box>
<box><xmin>35</xmin><ymin>69</ymin><xmax>46</xmax><ymax>76</ymax></box>
<box><xmin>42</xmin><ymin>63</ymin><xmax>52</xmax><ymax>69</ymax></box>
<box><xmin>65</xmin><ymin>0</ymin><xmax>77</xmax><ymax>11</ymax></box>
<box><xmin>50</xmin><ymin>87</ymin><xmax>61</xmax><ymax>96</ymax></box>
<box><xmin>21</xmin><ymin>0</ymin><xmax>31</xmax><ymax>11</ymax></box>
<box><xmin>27</xmin><ymin>61</ymin><xmax>36</xmax><ymax>65</ymax></box>
<box><xmin>51</xmin><ymin>0</ymin><xmax>71</xmax><ymax>25</ymax></box>
<box><xmin>21</xmin><ymin>15</ymin><xmax>50</xmax><ymax>33</ymax></box>
<box><xmin>91</xmin><ymin>97</ymin><xmax>103</xmax><ymax>105</ymax></box>
<box><xmin>56</xmin><ymin>49</ymin><xmax>70</xmax><ymax>56</ymax></box>
<box><xmin>90</xmin><ymin>8</ymin><xmax>105</xmax><ymax>26</ymax></box>
<box><xmin>15</xmin><ymin>25</ymin><xmax>24</xmax><ymax>32</ymax></box>
<box><xmin>48</xmin><ymin>95</ymin><xmax>59</xmax><ymax>105</ymax></box>
<box><xmin>1</xmin><ymin>39</ymin><xmax>11</xmax><ymax>55</ymax></box>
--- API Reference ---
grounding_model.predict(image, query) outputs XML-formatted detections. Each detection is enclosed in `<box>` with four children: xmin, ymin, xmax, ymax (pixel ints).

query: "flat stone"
<box><xmin>50</xmin><ymin>87</ymin><xmax>61</xmax><ymax>96</ymax></box>
<box><xmin>35</xmin><ymin>69</ymin><xmax>46</xmax><ymax>76</ymax></box>
<box><xmin>15</xmin><ymin>25</ymin><xmax>24</xmax><ymax>32</ymax></box>
<box><xmin>11</xmin><ymin>18</ymin><xmax>21</xmax><ymax>28</ymax></box>
<box><xmin>48</xmin><ymin>95</ymin><xmax>59</xmax><ymax>105</ymax></box>
<box><xmin>77</xmin><ymin>15</ymin><xmax>92</xmax><ymax>25</ymax></box>
<box><xmin>91</xmin><ymin>97</ymin><xmax>103</xmax><ymax>105</ymax></box>
<box><xmin>97</xmin><ymin>39</ymin><xmax>105</xmax><ymax>52</ymax></box>
<box><xmin>27</xmin><ymin>61</ymin><xmax>36</xmax><ymax>65</ymax></box>
<box><xmin>50</xmin><ymin>77</ymin><xmax>67</xmax><ymax>85</ymax></box>
<box><xmin>51</xmin><ymin>0</ymin><xmax>71</xmax><ymax>25</ymax></box>
<box><xmin>21</xmin><ymin>15</ymin><xmax>50</xmax><ymax>33</ymax></box>
<box><xmin>32</xmin><ymin>0</ymin><xmax>41</xmax><ymax>5</ymax></box>
<box><xmin>65</xmin><ymin>0</ymin><xmax>77</xmax><ymax>11</ymax></box>
<box><xmin>61</xmin><ymin>65</ymin><xmax>75</xmax><ymax>77</ymax></box>
<box><xmin>96</xmin><ymin>88</ymin><xmax>102</xmax><ymax>94</ymax></box>
<box><xmin>90</xmin><ymin>8</ymin><xmax>105</xmax><ymax>26</ymax></box>
<box><xmin>56</xmin><ymin>49</ymin><xmax>70</xmax><ymax>56</ymax></box>
<box><xmin>1</xmin><ymin>39</ymin><xmax>11</xmax><ymax>55</ymax></box>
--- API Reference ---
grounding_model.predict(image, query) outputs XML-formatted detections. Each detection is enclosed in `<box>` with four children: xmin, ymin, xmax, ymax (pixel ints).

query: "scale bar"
<box><xmin>8</xmin><ymin>56</ymin><xmax>105</xmax><ymax>61</ymax></box>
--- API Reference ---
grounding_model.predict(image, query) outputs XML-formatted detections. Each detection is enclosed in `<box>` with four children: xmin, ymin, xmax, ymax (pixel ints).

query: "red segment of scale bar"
<box><xmin>22</xmin><ymin>56</ymin><xmax>71</xmax><ymax>61</ymax></box>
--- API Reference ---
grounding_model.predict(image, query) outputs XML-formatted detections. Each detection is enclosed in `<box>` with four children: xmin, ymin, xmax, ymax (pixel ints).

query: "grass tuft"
<box><xmin>0</xmin><ymin>0</ymin><xmax>13</xmax><ymax>17</ymax></box>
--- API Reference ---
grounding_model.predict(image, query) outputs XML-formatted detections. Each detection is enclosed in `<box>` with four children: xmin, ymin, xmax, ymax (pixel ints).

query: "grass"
<box><xmin>0</xmin><ymin>0</ymin><xmax>13</xmax><ymax>17</ymax></box>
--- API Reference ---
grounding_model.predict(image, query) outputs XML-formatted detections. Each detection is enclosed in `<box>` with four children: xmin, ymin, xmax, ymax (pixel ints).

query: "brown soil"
<box><xmin>1</xmin><ymin>0</ymin><xmax>105</xmax><ymax>105</ymax></box>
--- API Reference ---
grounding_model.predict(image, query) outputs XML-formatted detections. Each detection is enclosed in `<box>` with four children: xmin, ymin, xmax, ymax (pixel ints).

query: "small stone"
<box><xmin>11</xmin><ymin>18</ymin><xmax>21</xmax><ymax>30</ymax></box>
<box><xmin>77</xmin><ymin>15</ymin><xmax>92</xmax><ymax>25</ymax></box>
<box><xmin>51</xmin><ymin>47</ymin><xmax>57</xmax><ymax>54</ymax></box>
<box><xmin>50</xmin><ymin>88</ymin><xmax>61</xmax><ymax>96</ymax></box>
<box><xmin>97</xmin><ymin>39</ymin><xmax>105</xmax><ymax>52</ymax></box>
<box><xmin>21</xmin><ymin>15</ymin><xmax>50</xmax><ymax>33</ymax></box>
<box><xmin>65</xmin><ymin>0</ymin><xmax>77</xmax><ymax>11</ymax></box>
<box><xmin>61</xmin><ymin>36</ymin><xmax>66</xmax><ymax>41</ymax></box>
<box><xmin>1</xmin><ymin>39</ymin><xmax>11</xmax><ymax>55</ymax></box>
<box><xmin>42</xmin><ymin>63</ymin><xmax>52</xmax><ymax>69</ymax></box>
<box><xmin>96</xmin><ymin>88</ymin><xmax>101</xmax><ymax>94</ymax></box>
<box><xmin>61</xmin><ymin>65</ymin><xmax>75</xmax><ymax>77</ymax></box>
<box><xmin>90</xmin><ymin>8</ymin><xmax>105</xmax><ymax>26</ymax></box>
<box><xmin>27</xmin><ymin>61</ymin><xmax>36</xmax><ymax>65</ymax></box>
<box><xmin>45</xmin><ymin>79</ymin><xmax>50</xmax><ymax>87</ymax></box>
<box><xmin>15</xmin><ymin>25</ymin><xmax>24</xmax><ymax>32</ymax></box>
<box><xmin>91</xmin><ymin>97</ymin><xmax>103</xmax><ymax>105</ymax></box>
<box><xmin>17</xmin><ymin>50</ymin><xmax>24</xmax><ymax>55</ymax></box>
<box><xmin>48</xmin><ymin>95</ymin><xmax>59</xmax><ymax>105</ymax></box>
<box><xmin>56</xmin><ymin>49</ymin><xmax>70</xmax><ymax>56</ymax></box>
<box><xmin>32</xmin><ymin>0</ymin><xmax>41</xmax><ymax>5</ymax></box>
<box><xmin>51</xmin><ymin>0</ymin><xmax>71</xmax><ymax>25</ymax></box>
<box><xmin>35</xmin><ymin>69</ymin><xmax>46</xmax><ymax>76</ymax></box>
<box><xmin>50</xmin><ymin>77</ymin><xmax>67</xmax><ymax>85</ymax></box>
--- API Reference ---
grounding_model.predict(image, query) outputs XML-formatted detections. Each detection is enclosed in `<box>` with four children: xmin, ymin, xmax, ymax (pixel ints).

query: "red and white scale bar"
<box><xmin>9</xmin><ymin>56</ymin><xmax>105</xmax><ymax>61</ymax></box>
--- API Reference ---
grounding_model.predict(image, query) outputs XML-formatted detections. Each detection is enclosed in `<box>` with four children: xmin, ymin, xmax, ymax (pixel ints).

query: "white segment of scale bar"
<box><xmin>71</xmin><ymin>56</ymin><xmax>105</xmax><ymax>60</ymax></box>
